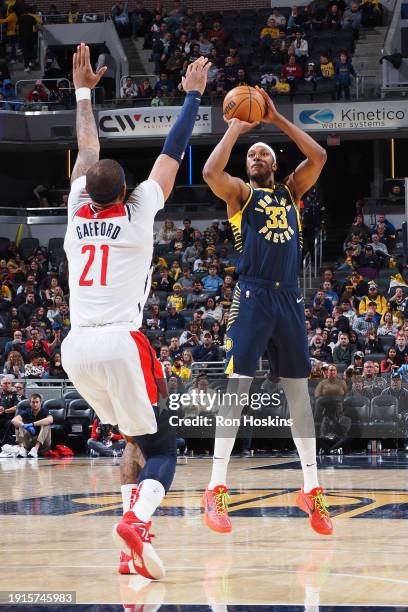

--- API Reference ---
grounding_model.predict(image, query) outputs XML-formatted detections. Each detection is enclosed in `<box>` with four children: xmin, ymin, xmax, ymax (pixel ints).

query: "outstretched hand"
<box><xmin>73</xmin><ymin>42</ymin><xmax>107</xmax><ymax>90</ymax></box>
<box><xmin>182</xmin><ymin>56</ymin><xmax>212</xmax><ymax>96</ymax></box>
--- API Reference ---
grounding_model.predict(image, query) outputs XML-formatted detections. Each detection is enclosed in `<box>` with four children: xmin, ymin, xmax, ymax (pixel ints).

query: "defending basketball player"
<box><xmin>202</xmin><ymin>88</ymin><xmax>333</xmax><ymax>536</ymax></box>
<box><xmin>61</xmin><ymin>43</ymin><xmax>210</xmax><ymax>578</ymax></box>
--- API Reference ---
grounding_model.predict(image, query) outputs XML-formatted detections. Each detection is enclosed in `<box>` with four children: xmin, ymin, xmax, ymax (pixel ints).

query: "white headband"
<box><xmin>248</xmin><ymin>142</ymin><xmax>277</xmax><ymax>161</ymax></box>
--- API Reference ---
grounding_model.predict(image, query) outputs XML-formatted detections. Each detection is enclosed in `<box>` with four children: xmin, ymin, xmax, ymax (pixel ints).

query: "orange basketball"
<box><xmin>223</xmin><ymin>86</ymin><xmax>266</xmax><ymax>123</ymax></box>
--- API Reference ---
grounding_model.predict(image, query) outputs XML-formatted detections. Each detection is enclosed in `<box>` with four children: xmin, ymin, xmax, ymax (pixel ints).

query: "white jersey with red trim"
<box><xmin>65</xmin><ymin>175</ymin><xmax>164</xmax><ymax>329</ymax></box>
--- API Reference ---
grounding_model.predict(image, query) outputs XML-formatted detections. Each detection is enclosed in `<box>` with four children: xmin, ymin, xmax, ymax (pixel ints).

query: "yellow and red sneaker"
<box><xmin>203</xmin><ymin>485</ymin><xmax>232</xmax><ymax>533</ymax></box>
<box><xmin>296</xmin><ymin>487</ymin><xmax>333</xmax><ymax>535</ymax></box>
<box><xmin>113</xmin><ymin>511</ymin><xmax>165</xmax><ymax>580</ymax></box>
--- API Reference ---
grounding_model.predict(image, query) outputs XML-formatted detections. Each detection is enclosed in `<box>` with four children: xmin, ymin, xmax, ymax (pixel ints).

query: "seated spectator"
<box><xmin>24</xmin><ymin>351</ymin><xmax>48</xmax><ymax>379</ymax></box>
<box><xmin>346</xmin><ymin>214</ymin><xmax>371</xmax><ymax>242</ymax></box>
<box><xmin>186</xmin><ymin>280</ymin><xmax>208</xmax><ymax>308</ymax></box>
<box><xmin>82</xmin><ymin>2</ymin><xmax>98</xmax><ymax>22</ymax></box>
<box><xmin>359</xmin><ymin>282</ymin><xmax>387</xmax><ymax>316</ymax></box>
<box><xmin>48</xmin><ymin>352</ymin><xmax>67</xmax><ymax>378</ymax></box>
<box><xmin>88</xmin><ymin>419</ymin><xmax>125</xmax><ymax>457</ymax></box>
<box><xmin>335</xmin><ymin>52</ymin><xmax>356</xmax><ymax>100</ymax></box>
<box><xmin>14</xmin><ymin>382</ymin><xmax>26</xmax><ymax>403</ymax></box>
<box><xmin>318</xmin><ymin>53</ymin><xmax>335</xmax><ymax>80</ymax></box>
<box><xmin>121</xmin><ymin>76</ymin><xmax>138</xmax><ymax>99</ymax></box>
<box><xmin>325</xmin><ymin>4</ymin><xmax>342</xmax><ymax>29</ymax></box>
<box><xmin>154</xmin><ymin>71</ymin><xmax>174</xmax><ymax>95</ymax></box>
<box><xmin>368</xmin><ymin>233</ymin><xmax>389</xmax><ymax>263</ymax></box>
<box><xmin>281</xmin><ymin>55</ymin><xmax>303</xmax><ymax>87</ymax></box>
<box><xmin>362</xmin><ymin>360</ymin><xmax>386</xmax><ymax>393</ymax></box>
<box><xmin>313</xmin><ymin>288</ymin><xmax>332</xmax><ymax>316</ymax></box>
<box><xmin>207</xmin><ymin>20</ymin><xmax>229</xmax><ymax>47</ymax></box>
<box><xmin>165</xmin><ymin>303</ymin><xmax>185</xmax><ymax>331</ymax></box>
<box><xmin>388</xmin><ymin>184</ymin><xmax>404</xmax><ymax>204</ymax></box>
<box><xmin>309</xmin><ymin>333</ymin><xmax>333</xmax><ymax>362</ymax></box>
<box><xmin>201</xmin><ymin>265</ymin><xmax>223</xmax><ymax>294</ymax></box>
<box><xmin>3</xmin><ymin>330</ymin><xmax>26</xmax><ymax>362</ymax></box>
<box><xmin>1</xmin><ymin>79</ymin><xmax>21</xmax><ymax>111</ymax></box>
<box><xmin>333</xmin><ymin>332</ymin><xmax>356</xmax><ymax>366</ymax></box>
<box><xmin>27</xmin><ymin>80</ymin><xmax>48</xmax><ymax>103</ymax></box>
<box><xmin>270</xmin><ymin>75</ymin><xmax>291</xmax><ymax>95</ymax></box>
<box><xmin>381</xmin><ymin>373</ymin><xmax>408</xmax><ymax>442</ymax></box>
<box><xmin>138</xmin><ymin>78</ymin><xmax>154</xmax><ymax>99</ymax></box>
<box><xmin>179</xmin><ymin>322</ymin><xmax>202</xmax><ymax>348</ymax></box>
<box><xmin>260</xmin><ymin>17</ymin><xmax>281</xmax><ymax>48</ymax></box>
<box><xmin>209</xmin><ymin>321</ymin><xmax>224</xmax><ymax>348</ymax></box>
<box><xmin>192</xmin><ymin>331</ymin><xmax>220</xmax><ymax>363</ymax></box>
<box><xmin>269</xmin><ymin>8</ymin><xmax>286</xmax><ymax>27</ymax></box>
<box><xmin>293</xmin><ymin>31</ymin><xmax>308</xmax><ymax>63</ymax></box>
<box><xmin>342</xmin><ymin>2</ymin><xmax>362</xmax><ymax>30</ymax></box>
<box><xmin>68</xmin><ymin>2</ymin><xmax>80</xmax><ymax>23</ymax></box>
<box><xmin>201</xmin><ymin>297</ymin><xmax>223</xmax><ymax>324</ymax></box>
<box><xmin>287</xmin><ymin>5</ymin><xmax>304</xmax><ymax>32</ymax></box>
<box><xmin>395</xmin><ymin>333</ymin><xmax>408</xmax><ymax>365</ymax></box>
<box><xmin>11</xmin><ymin>393</ymin><xmax>53</xmax><ymax>458</ymax></box>
<box><xmin>167</xmin><ymin>283</ymin><xmax>185</xmax><ymax>311</ymax></box>
<box><xmin>388</xmin><ymin>287</ymin><xmax>408</xmax><ymax>320</ymax></box>
<box><xmin>356</xmin><ymin>245</ymin><xmax>381</xmax><ymax>279</ymax></box>
<box><xmin>370</xmin><ymin>213</ymin><xmax>396</xmax><ymax>241</ymax></box>
<box><xmin>0</xmin><ymin>377</ymin><xmax>18</xmax><ymax>445</ymax></box>
<box><xmin>171</xmin><ymin>353</ymin><xmax>191</xmax><ymax>382</ymax></box>
<box><xmin>178</xmin><ymin>267</ymin><xmax>193</xmax><ymax>293</ymax></box>
<box><xmin>363</xmin><ymin>329</ymin><xmax>383</xmax><ymax>355</ymax></box>
<box><xmin>353</xmin><ymin>305</ymin><xmax>379</xmax><ymax>337</ymax></box>
<box><xmin>25</xmin><ymin>328</ymin><xmax>50</xmax><ymax>356</ymax></box>
<box><xmin>3</xmin><ymin>351</ymin><xmax>25</xmax><ymax>378</ymax></box>
<box><xmin>209</xmin><ymin>68</ymin><xmax>227</xmax><ymax>103</ymax></box>
<box><xmin>380</xmin><ymin>347</ymin><xmax>399</xmax><ymax>374</ymax></box>
<box><xmin>158</xmin><ymin>267</ymin><xmax>174</xmax><ymax>292</ymax></box>
<box><xmin>315</xmin><ymin>364</ymin><xmax>347</xmax><ymax>397</ymax></box>
<box><xmin>156</xmin><ymin>218</ymin><xmax>176</xmax><ymax>245</ymax></box>
<box><xmin>377</xmin><ymin>311</ymin><xmax>399</xmax><ymax>336</ymax></box>
<box><xmin>111</xmin><ymin>0</ymin><xmax>130</xmax><ymax>36</ymax></box>
<box><xmin>319</xmin><ymin>400</ymin><xmax>351</xmax><ymax>454</ymax></box>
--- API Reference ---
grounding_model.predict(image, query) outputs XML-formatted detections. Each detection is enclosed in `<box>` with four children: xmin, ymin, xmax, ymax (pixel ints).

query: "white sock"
<box><xmin>280</xmin><ymin>377</ymin><xmax>319</xmax><ymax>493</ymax></box>
<box><xmin>208</xmin><ymin>438</ymin><xmax>236</xmax><ymax>489</ymax></box>
<box><xmin>130</xmin><ymin>478</ymin><xmax>165</xmax><ymax>523</ymax></box>
<box><xmin>121</xmin><ymin>483</ymin><xmax>138</xmax><ymax>514</ymax></box>
<box><xmin>208</xmin><ymin>374</ymin><xmax>253</xmax><ymax>490</ymax></box>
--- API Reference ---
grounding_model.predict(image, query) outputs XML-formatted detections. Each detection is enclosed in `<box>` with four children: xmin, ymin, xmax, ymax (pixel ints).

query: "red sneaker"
<box><xmin>118</xmin><ymin>551</ymin><xmax>137</xmax><ymax>575</ymax></box>
<box><xmin>112</xmin><ymin>511</ymin><xmax>165</xmax><ymax>580</ymax></box>
<box><xmin>203</xmin><ymin>485</ymin><xmax>232</xmax><ymax>533</ymax></box>
<box><xmin>296</xmin><ymin>487</ymin><xmax>333</xmax><ymax>535</ymax></box>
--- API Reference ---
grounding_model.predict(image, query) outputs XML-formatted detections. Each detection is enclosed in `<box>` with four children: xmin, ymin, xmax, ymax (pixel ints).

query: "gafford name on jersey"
<box><xmin>75</xmin><ymin>221</ymin><xmax>121</xmax><ymax>241</ymax></box>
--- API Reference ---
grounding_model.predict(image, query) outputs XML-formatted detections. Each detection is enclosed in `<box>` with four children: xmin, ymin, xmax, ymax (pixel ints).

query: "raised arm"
<box><xmin>202</xmin><ymin>119</ymin><xmax>255</xmax><ymax>217</ymax></box>
<box><xmin>257</xmin><ymin>87</ymin><xmax>327</xmax><ymax>203</ymax></box>
<box><xmin>71</xmin><ymin>43</ymin><xmax>107</xmax><ymax>184</ymax></box>
<box><xmin>149</xmin><ymin>57</ymin><xmax>211</xmax><ymax>201</ymax></box>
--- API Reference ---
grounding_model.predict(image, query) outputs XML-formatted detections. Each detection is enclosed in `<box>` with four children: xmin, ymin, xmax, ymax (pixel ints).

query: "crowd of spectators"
<box><xmin>304</xmin><ymin>211</ymin><xmax>408</xmax><ymax>451</ymax></box>
<box><xmin>118</xmin><ymin>0</ymin><xmax>381</xmax><ymax>104</ymax></box>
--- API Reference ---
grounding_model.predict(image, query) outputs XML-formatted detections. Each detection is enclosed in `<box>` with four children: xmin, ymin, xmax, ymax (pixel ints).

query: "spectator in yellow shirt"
<box><xmin>260</xmin><ymin>17</ymin><xmax>281</xmax><ymax>51</ymax></box>
<box><xmin>68</xmin><ymin>2</ymin><xmax>80</xmax><ymax>23</ymax></box>
<box><xmin>0</xmin><ymin>7</ymin><xmax>18</xmax><ymax>61</ymax></box>
<box><xmin>358</xmin><ymin>282</ymin><xmax>387</xmax><ymax>315</ymax></box>
<box><xmin>171</xmin><ymin>353</ymin><xmax>191</xmax><ymax>382</ymax></box>
<box><xmin>318</xmin><ymin>54</ymin><xmax>335</xmax><ymax>78</ymax></box>
<box><xmin>272</xmin><ymin>76</ymin><xmax>291</xmax><ymax>94</ymax></box>
<box><xmin>167</xmin><ymin>283</ymin><xmax>185</xmax><ymax>311</ymax></box>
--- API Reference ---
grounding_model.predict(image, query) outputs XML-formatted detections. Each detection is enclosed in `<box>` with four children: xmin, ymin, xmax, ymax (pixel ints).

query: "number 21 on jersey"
<box><xmin>79</xmin><ymin>244</ymin><xmax>110</xmax><ymax>286</ymax></box>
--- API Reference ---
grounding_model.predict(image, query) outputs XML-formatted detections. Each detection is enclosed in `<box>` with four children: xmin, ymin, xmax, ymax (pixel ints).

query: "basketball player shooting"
<box><xmin>61</xmin><ymin>43</ymin><xmax>210</xmax><ymax>578</ymax></box>
<box><xmin>202</xmin><ymin>88</ymin><xmax>333</xmax><ymax>536</ymax></box>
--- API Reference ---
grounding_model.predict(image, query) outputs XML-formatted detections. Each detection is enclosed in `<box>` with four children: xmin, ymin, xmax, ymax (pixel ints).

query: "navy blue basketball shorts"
<box><xmin>224</xmin><ymin>277</ymin><xmax>311</xmax><ymax>379</ymax></box>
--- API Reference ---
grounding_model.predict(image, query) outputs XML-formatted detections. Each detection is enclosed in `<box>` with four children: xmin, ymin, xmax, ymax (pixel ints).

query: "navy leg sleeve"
<box><xmin>134</xmin><ymin>406</ymin><xmax>177</xmax><ymax>493</ymax></box>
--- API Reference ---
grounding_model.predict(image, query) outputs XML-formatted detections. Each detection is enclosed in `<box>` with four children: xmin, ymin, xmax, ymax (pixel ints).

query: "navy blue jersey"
<box><xmin>230</xmin><ymin>183</ymin><xmax>302</xmax><ymax>283</ymax></box>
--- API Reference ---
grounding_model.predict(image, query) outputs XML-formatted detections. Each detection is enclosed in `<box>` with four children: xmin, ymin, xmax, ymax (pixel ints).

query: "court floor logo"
<box><xmin>299</xmin><ymin>109</ymin><xmax>335</xmax><ymax>125</ymax></box>
<box><xmin>2</xmin><ymin>488</ymin><xmax>408</xmax><ymax>519</ymax></box>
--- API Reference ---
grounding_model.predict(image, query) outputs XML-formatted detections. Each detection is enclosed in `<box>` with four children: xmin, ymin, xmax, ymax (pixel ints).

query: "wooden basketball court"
<box><xmin>1</xmin><ymin>454</ymin><xmax>408</xmax><ymax>610</ymax></box>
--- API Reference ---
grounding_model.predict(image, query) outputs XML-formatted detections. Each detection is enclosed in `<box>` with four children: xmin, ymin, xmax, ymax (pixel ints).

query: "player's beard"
<box><xmin>247</xmin><ymin>167</ymin><xmax>273</xmax><ymax>186</ymax></box>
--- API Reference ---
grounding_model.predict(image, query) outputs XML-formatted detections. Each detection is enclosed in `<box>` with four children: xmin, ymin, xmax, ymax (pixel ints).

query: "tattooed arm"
<box><xmin>71</xmin><ymin>43</ymin><xmax>107</xmax><ymax>184</ymax></box>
